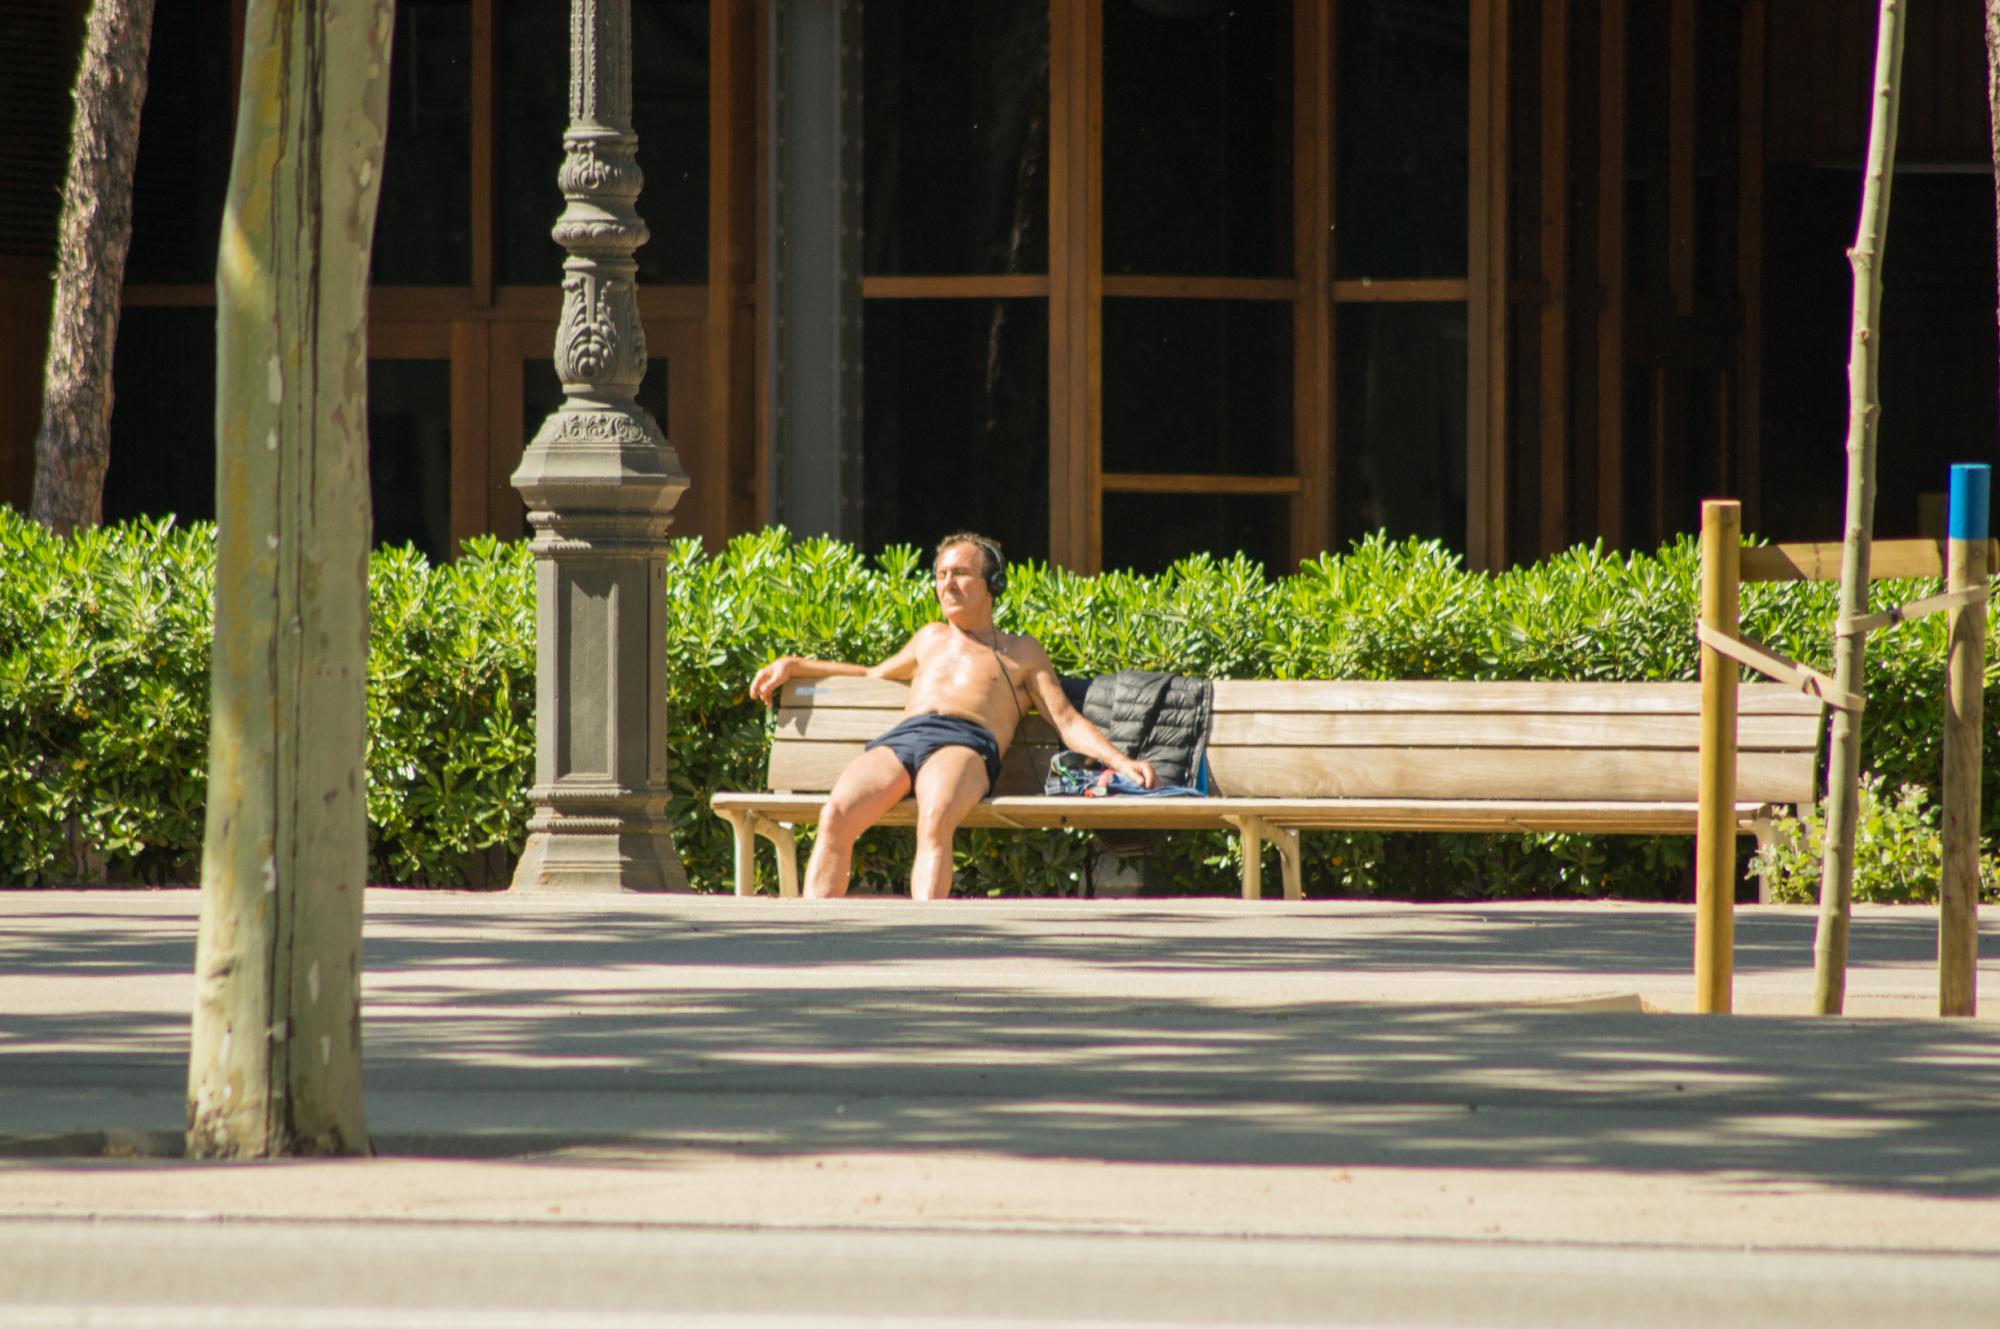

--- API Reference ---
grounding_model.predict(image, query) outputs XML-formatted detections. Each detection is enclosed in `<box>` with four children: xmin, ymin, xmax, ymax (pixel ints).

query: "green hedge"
<box><xmin>4</xmin><ymin>505</ymin><xmax>1994</xmax><ymax>899</ymax></box>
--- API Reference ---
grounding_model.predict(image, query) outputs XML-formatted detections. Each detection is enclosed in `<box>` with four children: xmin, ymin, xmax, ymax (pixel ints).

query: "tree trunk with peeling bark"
<box><xmin>186</xmin><ymin>0</ymin><xmax>394</xmax><ymax>1160</ymax></box>
<box><xmin>30</xmin><ymin>0</ymin><xmax>155</xmax><ymax>536</ymax></box>
<box><xmin>1812</xmin><ymin>0</ymin><xmax>1907</xmax><ymax>1016</ymax></box>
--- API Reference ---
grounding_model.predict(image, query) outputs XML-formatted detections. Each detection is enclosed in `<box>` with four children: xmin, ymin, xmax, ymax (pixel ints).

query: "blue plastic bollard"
<box><xmin>1949</xmin><ymin>463</ymin><xmax>1990</xmax><ymax>543</ymax></box>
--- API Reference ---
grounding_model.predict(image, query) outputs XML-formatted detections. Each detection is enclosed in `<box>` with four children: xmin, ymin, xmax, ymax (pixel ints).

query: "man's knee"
<box><xmin>914</xmin><ymin>800</ymin><xmax>967</xmax><ymax>843</ymax></box>
<box><xmin>818</xmin><ymin>796</ymin><xmax>870</xmax><ymax>841</ymax></box>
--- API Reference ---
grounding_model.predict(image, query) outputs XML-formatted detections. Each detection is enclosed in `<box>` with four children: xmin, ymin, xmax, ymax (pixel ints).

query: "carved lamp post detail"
<box><xmin>510</xmin><ymin>0</ymin><xmax>690</xmax><ymax>892</ymax></box>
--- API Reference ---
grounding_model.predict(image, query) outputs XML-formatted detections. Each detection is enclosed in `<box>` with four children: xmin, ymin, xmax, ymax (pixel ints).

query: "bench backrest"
<box><xmin>769</xmin><ymin>678</ymin><xmax>1061</xmax><ymax>795</ymax></box>
<box><xmin>1204</xmin><ymin>680</ymin><xmax>1819</xmax><ymax>804</ymax></box>
<box><xmin>766</xmin><ymin>677</ymin><xmax>1822</xmax><ymax>805</ymax></box>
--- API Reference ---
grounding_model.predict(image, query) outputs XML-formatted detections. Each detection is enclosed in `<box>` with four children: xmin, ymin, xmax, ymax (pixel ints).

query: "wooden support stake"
<box><xmin>1940</xmin><ymin>464</ymin><xmax>1989</xmax><ymax>1017</ymax></box>
<box><xmin>1695</xmin><ymin>499</ymin><xmax>1741</xmax><ymax>1014</ymax></box>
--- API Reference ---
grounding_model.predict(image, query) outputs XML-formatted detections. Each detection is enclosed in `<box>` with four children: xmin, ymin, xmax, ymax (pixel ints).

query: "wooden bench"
<box><xmin>711</xmin><ymin>677</ymin><xmax>1823</xmax><ymax>899</ymax></box>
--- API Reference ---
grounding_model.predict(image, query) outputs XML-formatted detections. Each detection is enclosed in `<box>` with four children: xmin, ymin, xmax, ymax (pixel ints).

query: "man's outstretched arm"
<box><xmin>748</xmin><ymin>629</ymin><xmax>926</xmax><ymax>706</ymax></box>
<box><xmin>1021</xmin><ymin>648</ymin><xmax>1157</xmax><ymax>788</ymax></box>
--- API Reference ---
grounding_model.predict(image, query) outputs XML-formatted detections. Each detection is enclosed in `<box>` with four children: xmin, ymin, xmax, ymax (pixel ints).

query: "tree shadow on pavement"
<box><xmin>354</xmin><ymin>986</ymin><xmax>2000</xmax><ymax>1196</ymax></box>
<box><xmin>351</xmin><ymin>901</ymin><xmax>1949</xmax><ymax>978</ymax></box>
<box><xmin>5</xmin><ymin>901</ymin><xmax>1998</xmax><ymax>1199</ymax></box>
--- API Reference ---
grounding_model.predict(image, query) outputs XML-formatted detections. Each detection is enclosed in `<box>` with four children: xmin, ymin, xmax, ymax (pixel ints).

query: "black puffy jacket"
<box><xmin>1058</xmin><ymin>669</ymin><xmax>1212</xmax><ymax>789</ymax></box>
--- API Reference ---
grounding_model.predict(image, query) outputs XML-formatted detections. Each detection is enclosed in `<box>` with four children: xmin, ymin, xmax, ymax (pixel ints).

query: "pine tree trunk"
<box><xmin>187</xmin><ymin>0</ymin><xmax>393</xmax><ymax>1160</ymax></box>
<box><xmin>1812</xmin><ymin>0</ymin><xmax>1908</xmax><ymax>1016</ymax></box>
<box><xmin>30</xmin><ymin>0</ymin><xmax>155</xmax><ymax>536</ymax></box>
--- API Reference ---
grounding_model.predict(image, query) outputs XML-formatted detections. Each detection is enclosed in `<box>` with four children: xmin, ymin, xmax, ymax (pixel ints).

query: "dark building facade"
<box><xmin>1</xmin><ymin>0</ymin><xmax>1995</xmax><ymax>574</ymax></box>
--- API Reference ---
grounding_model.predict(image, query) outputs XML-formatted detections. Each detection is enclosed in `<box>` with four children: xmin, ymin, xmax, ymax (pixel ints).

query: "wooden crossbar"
<box><xmin>1740</xmin><ymin>536</ymin><xmax>2000</xmax><ymax>583</ymax></box>
<box><xmin>1694</xmin><ymin>622</ymin><xmax>1859</xmax><ymax>713</ymax></box>
<box><xmin>1839</xmin><ymin>586</ymin><xmax>1989</xmax><ymax>637</ymax></box>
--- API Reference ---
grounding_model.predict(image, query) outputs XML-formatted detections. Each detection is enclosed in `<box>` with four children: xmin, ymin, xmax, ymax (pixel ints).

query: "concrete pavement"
<box><xmin>4</xmin><ymin>890</ymin><xmax>1999</xmax><ymax>1255</ymax></box>
<box><xmin>8</xmin><ymin>1218</ymin><xmax>2000</xmax><ymax>1328</ymax></box>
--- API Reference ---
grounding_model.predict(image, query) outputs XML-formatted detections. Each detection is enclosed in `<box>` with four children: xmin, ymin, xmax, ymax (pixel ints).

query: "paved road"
<box><xmin>4</xmin><ymin>892</ymin><xmax>2000</xmax><ymax>1324</ymax></box>
<box><xmin>5</xmin><ymin>1218</ymin><xmax>2000</xmax><ymax>1328</ymax></box>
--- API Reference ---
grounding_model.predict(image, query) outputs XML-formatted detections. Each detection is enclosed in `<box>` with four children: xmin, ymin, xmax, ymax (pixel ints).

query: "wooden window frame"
<box><xmin>1467</xmin><ymin>0</ymin><xmax>1509</xmax><ymax>571</ymax></box>
<box><xmin>115</xmin><ymin>0</ymin><xmax>749</xmax><ymax>557</ymax></box>
<box><xmin>1324</xmin><ymin>0</ymin><xmax>1491</xmax><ymax>569</ymax></box>
<box><xmin>1052</xmin><ymin>0</ymin><xmax>1326</xmax><ymax>574</ymax></box>
<box><xmin>1039</xmin><ymin>0</ymin><xmax>1496</xmax><ymax>574</ymax></box>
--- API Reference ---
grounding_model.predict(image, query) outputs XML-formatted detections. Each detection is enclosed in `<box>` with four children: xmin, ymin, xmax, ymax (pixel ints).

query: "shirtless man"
<box><xmin>748</xmin><ymin>532</ymin><xmax>1156</xmax><ymax>900</ymax></box>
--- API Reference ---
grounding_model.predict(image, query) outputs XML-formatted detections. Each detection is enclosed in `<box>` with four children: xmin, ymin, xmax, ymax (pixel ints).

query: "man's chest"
<box><xmin>918</xmin><ymin>638</ymin><xmax>1023</xmax><ymax>690</ymax></box>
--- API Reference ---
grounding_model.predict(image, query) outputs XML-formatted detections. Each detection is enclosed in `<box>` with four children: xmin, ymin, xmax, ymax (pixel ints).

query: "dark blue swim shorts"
<box><xmin>864</xmin><ymin>713</ymin><xmax>1003</xmax><ymax>793</ymax></box>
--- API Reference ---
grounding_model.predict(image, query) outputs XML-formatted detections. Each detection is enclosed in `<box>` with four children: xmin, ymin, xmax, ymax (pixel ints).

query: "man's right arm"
<box><xmin>748</xmin><ymin>655</ymin><xmax>865</xmax><ymax>705</ymax></box>
<box><xmin>749</xmin><ymin>627</ymin><xmax>929</xmax><ymax>706</ymax></box>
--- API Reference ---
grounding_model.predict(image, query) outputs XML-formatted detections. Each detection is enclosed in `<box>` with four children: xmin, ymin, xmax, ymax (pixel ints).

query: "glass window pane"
<box><xmin>1</xmin><ymin>8</ymin><xmax>81</xmax><ymax>260</ymax></box>
<box><xmin>1335</xmin><ymin>302</ymin><xmax>1466</xmax><ymax>548</ymax></box>
<box><xmin>861</xmin><ymin>299</ymin><xmax>1049</xmax><ymax>563</ymax></box>
<box><xmin>1102</xmin><ymin>299</ymin><xmax>1292</xmax><ymax>476</ymax></box>
<box><xmin>863</xmin><ymin>0</ymin><xmax>1049</xmax><ymax>275</ymax></box>
<box><xmin>105</xmin><ymin>308</ymin><xmax>216</xmax><ymax>525</ymax></box>
<box><xmin>374</xmin><ymin>0</ymin><xmax>472</xmax><ymax>285</ymax></box>
<box><xmin>497</xmin><ymin>0</ymin><xmax>709</xmax><ymax>287</ymax></box>
<box><xmin>631</xmin><ymin>0</ymin><xmax>711</xmax><ymax>285</ymax></box>
<box><xmin>1103</xmin><ymin>0</ymin><xmax>1292</xmax><ymax>278</ymax></box>
<box><xmin>1100</xmin><ymin>492</ymin><xmax>1290</xmax><ymax>577</ymax></box>
<box><xmin>368</xmin><ymin>360</ymin><xmax>453</xmax><ymax>562</ymax></box>
<box><xmin>126</xmin><ymin>10</ymin><xmax>234</xmax><ymax>284</ymax></box>
<box><xmin>1334</xmin><ymin>0</ymin><xmax>1468</xmax><ymax>281</ymax></box>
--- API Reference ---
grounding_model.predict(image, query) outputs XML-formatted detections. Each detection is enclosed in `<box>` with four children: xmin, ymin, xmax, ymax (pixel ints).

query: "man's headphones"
<box><xmin>938</xmin><ymin>532</ymin><xmax>1007</xmax><ymax>598</ymax></box>
<box><xmin>971</xmin><ymin>536</ymin><xmax>1007</xmax><ymax>598</ymax></box>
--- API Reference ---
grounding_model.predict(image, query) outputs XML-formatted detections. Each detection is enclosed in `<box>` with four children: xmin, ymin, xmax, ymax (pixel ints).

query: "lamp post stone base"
<box><xmin>503</xmin><ymin>518</ymin><xmax>688</xmax><ymax>896</ymax></box>
<box><xmin>512</xmin><ymin>806</ymin><xmax>689</xmax><ymax>894</ymax></box>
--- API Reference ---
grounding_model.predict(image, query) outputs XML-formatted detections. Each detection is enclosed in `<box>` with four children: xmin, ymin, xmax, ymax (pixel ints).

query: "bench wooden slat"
<box><xmin>1205</xmin><ymin>747</ymin><xmax>1816</xmax><ymax>805</ymax></box>
<box><xmin>770</xmin><ymin>741</ymin><xmax>1058</xmax><ymax>796</ymax></box>
<box><xmin>769</xmin><ymin>739</ymin><xmax>1814</xmax><ymax>806</ymax></box>
<box><xmin>776</xmin><ymin>706</ymin><xmax>1064</xmax><ymax>745</ymax></box>
<box><xmin>1209</xmin><ymin>679</ymin><xmax>1822</xmax><ymax>715</ymax></box>
<box><xmin>713</xmin><ymin>791</ymin><xmax>1782</xmax><ymax>837</ymax></box>
<box><xmin>1207</xmin><ymin>710</ymin><xmax>1820</xmax><ymax>751</ymax></box>
<box><xmin>782</xmin><ymin>677</ymin><xmax>1823</xmax><ymax>715</ymax></box>
<box><xmin>776</xmin><ymin>705</ymin><xmax>1820</xmax><ymax>752</ymax></box>
<box><xmin>780</xmin><ymin>678</ymin><xmax>912</xmax><ymax>708</ymax></box>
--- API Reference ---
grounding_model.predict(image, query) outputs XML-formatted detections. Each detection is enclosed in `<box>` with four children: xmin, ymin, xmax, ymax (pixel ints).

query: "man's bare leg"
<box><xmin>805</xmin><ymin>747</ymin><xmax>911</xmax><ymax>898</ymax></box>
<box><xmin>909</xmin><ymin>747</ymin><xmax>990</xmax><ymax>901</ymax></box>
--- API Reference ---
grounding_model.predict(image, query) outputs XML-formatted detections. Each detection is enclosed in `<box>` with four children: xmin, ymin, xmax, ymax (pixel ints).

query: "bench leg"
<box><xmin>1750</xmin><ymin>814</ymin><xmax>1777</xmax><ymax>906</ymax></box>
<box><xmin>755</xmin><ymin>817</ymin><xmax>801</xmax><ymax>899</ymax></box>
<box><xmin>723</xmin><ymin>811</ymin><xmax>757</xmax><ymax>897</ymax></box>
<box><xmin>1230</xmin><ymin>815</ymin><xmax>1267</xmax><ymax>901</ymax></box>
<box><xmin>1273</xmin><ymin>827</ymin><xmax>1302</xmax><ymax>901</ymax></box>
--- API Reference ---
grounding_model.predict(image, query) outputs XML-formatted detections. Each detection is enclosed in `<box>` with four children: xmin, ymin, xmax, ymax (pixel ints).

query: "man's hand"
<box><xmin>1118</xmin><ymin>758</ymin><xmax>1158</xmax><ymax>789</ymax></box>
<box><xmin>749</xmin><ymin>656</ymin><xmax>798</xmax><ymax>706</ymax></box>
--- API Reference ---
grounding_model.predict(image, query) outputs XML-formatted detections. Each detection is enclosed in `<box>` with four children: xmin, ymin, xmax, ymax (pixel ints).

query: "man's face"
<box><xmin>933</xmin><ymin>542</ymin><xmax>991</xmax><ymax>617</ymax></box>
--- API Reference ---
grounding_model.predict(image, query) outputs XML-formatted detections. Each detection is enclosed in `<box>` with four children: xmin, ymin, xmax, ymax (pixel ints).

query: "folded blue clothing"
<box><xmin>1088</xmin><ymin>773</ymin><xmax>1205</xmax><ymax>798</ymax></box>
<box><xmin>1045</xmin><ymin>749</ymin><xmax>1209</xmax><ymax>798</ymax></box>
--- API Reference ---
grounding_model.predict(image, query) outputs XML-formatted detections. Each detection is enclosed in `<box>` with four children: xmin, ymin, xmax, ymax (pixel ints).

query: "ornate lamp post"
<box><xmin>510</xmin><ymin>0</ymin><xmax>689</xmax><ymax>891</ymax></box>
